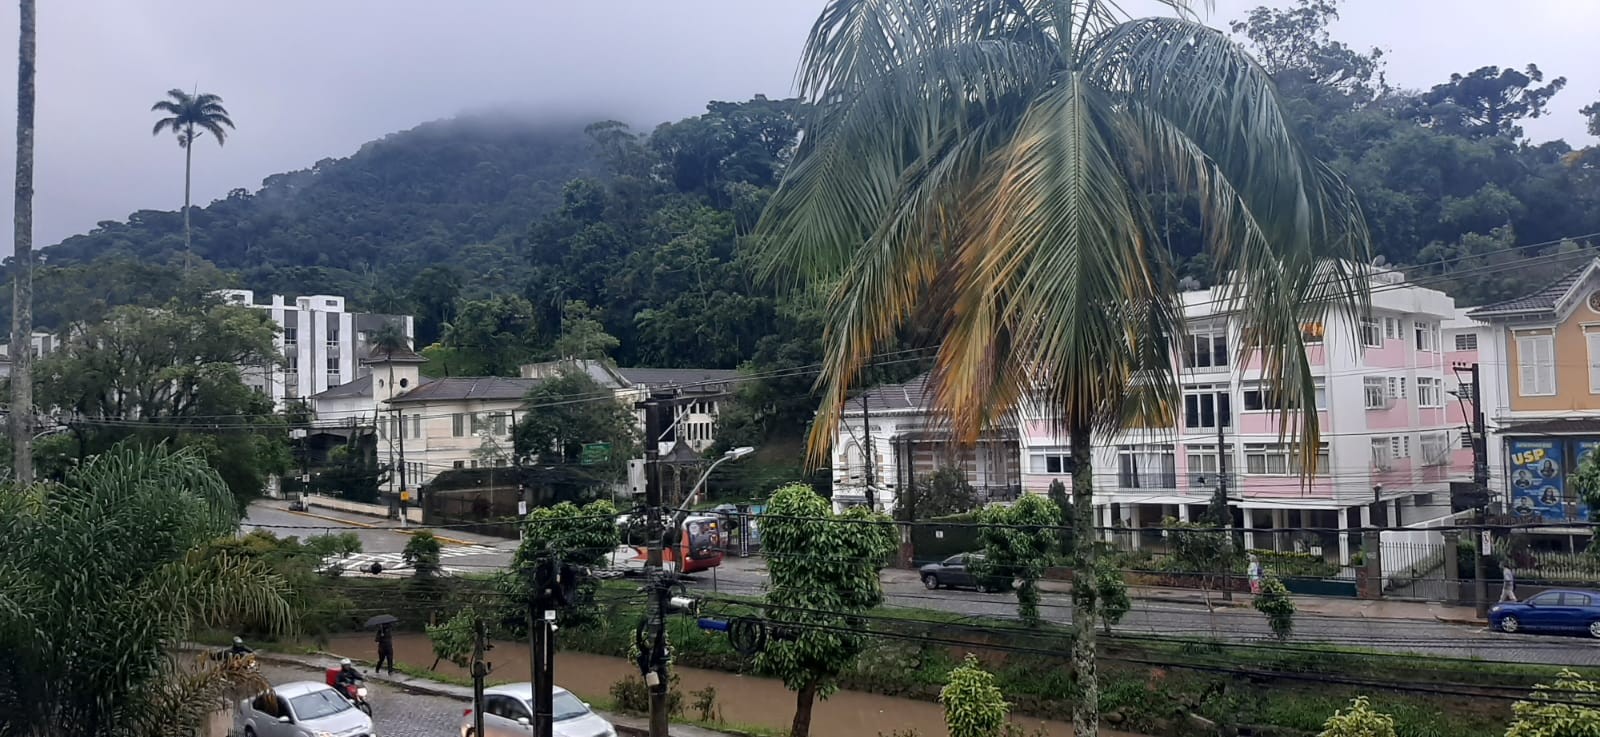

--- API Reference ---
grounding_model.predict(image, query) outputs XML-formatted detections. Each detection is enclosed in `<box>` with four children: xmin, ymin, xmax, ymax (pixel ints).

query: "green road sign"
<box><xmin>581</xmin><ymin>442</ymin><xmax>611</xmax><ymax>465</ymax></box>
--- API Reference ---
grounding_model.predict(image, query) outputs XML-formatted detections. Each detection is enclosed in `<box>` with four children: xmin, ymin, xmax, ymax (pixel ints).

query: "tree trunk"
<box><xmin>10</xmin><ymin>0</ymin><xmax>36</xmax><ymax>485</ymax></box>
<box><xmin>182</xmin><ymin>123</ymin><xmax>193</xmax><ymax>270</ymax></box>
<box><xmin>789</xmin><ymin>681</ymin><xmax>818</xmax><ymax>737</ymax></box>
<box><xmin>1068</xmin><ymin>421</ymin><xmax>1098</xmax><ymax>737</ymax></box>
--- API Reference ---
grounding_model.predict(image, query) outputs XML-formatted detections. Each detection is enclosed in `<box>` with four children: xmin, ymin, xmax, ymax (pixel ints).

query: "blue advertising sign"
<box><xmin>1508</xmin><ymin>440</ymin><xmax>1565</xmax><ymax>522</ymax></box>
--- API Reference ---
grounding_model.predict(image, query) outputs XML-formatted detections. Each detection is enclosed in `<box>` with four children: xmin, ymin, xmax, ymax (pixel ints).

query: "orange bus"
<box><xmin>611</xmin><ymin>514</ymin><xmax>725</xmax><ymax>574</ymax></box>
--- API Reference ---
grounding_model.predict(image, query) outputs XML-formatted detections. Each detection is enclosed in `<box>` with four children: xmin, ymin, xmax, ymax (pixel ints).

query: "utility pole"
<box><xmin>637</xmin><ymin>392</ymin><xmax>673</xmax><ymax>737</ymax></box>
<box><xmin>1214</xmin><ymin>415</ymin><xmax>1233</xmax><ymax>602</ymax></box>
<box><xmin>471</xmin><ymin>619</ymin><xmax>488</xmax><ymax>737</ymax></box>
<box><xmin>1468</xmin><ymin>363</ymin><xmax>1490</xmax><ymax>618</ymax></box>
<box><xmin>528</xmin><ymin>558</ymin><xmax>557</xmax><ymax>737</ymax></box>
<box><xmin>861</xmin><ymin>392</ymin><xmax>875</xmax><ymax>512</ymax></box>
<box><xmin>394</xmin><ymin>407</ymin><xmax>408</xmax><ymax>523</ymax></box>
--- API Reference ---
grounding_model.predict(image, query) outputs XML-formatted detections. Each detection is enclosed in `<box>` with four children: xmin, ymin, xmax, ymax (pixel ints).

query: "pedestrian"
<box><xmin>1247</xmin><ymin>553</ymin><xmax>1264</xmax><ymax>595</ymax></box>
<box><xmin>1500</xmin><ymin>560</ymin><xmax>1518</xmax><ymax>603</ymax></box>
<box><xmin>375</xmin><ymin>623</ymin><xmax>395</xmax><ymax>675</ymax></box>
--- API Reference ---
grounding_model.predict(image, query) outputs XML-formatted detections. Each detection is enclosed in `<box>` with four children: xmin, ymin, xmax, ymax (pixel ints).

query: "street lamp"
<box><xmin>667</xmin><ymin>446</ymin><xmax>755</xmax><ymax>531</ymax></box>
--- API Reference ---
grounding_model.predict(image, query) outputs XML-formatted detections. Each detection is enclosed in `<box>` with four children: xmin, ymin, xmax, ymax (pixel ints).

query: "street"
<box><xmin>242</xmin><ymin>503</ymin><xmax>517</xmax><ymax>576</ymax></box>
<box><xmin>252</xmin><ymin>662</ymin><xmax>467</xmax><ymax>737</ymax></box>
<box><xmin>243</xmin><ymin>501</ymin><xmax>1600</xmax><ymax>667</ymax></box>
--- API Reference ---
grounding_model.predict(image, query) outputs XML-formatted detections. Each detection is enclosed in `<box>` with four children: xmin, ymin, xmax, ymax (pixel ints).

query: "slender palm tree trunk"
<box><xmin>10</xmin><ymin>0</ymin><xmax>36</xmax><ymax>485</ymax></box>
<box><xmin>1068</xmin><ymin>421</ymin><xmax>1098</xmax><ymax>737</ymax></box>
<box><xmin>182</xmin><ymin>123</ymin><xmax>193</xmax><ymax>271</ymax></box>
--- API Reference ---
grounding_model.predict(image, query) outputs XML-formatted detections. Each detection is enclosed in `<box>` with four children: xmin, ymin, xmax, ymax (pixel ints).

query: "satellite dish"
<box><xmin>1372</xmin><ymin>255</ymin><xmax>1388</xmax><ymax>267</ymax></box>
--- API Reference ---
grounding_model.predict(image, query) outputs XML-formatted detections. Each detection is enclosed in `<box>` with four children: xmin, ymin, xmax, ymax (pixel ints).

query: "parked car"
<box><xmin>1490</xmin><ymin>589</ymin><xmax>1600</xmax><ymax>638</ymax></box>
<box><xmin>459</xmin><ymin>682</ymin><xmax>617</xmax><ymax>737</ymax></box>
<box><xmin>919</xmin><ymin>553</ymin><xmax>1008</xmax><ymax>592</ymax></box>
<box><xmin>238</xmin><ymin>681</ymin><xmax>373</xmax><ymax>737</ymax></box>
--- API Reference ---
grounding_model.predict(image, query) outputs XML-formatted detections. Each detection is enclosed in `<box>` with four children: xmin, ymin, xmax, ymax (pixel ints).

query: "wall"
<box><xmin>308</xmin><ymin>494</ymin><xmax>423</xmax><ymax>523</ymax></box>
<box><xmin>1504</xmin><ymin>299</ymin><xmax>1600</xmax><ymax>412</ymax></box>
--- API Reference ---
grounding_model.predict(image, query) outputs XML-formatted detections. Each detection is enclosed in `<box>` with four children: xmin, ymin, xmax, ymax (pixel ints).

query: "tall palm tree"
<box><xmin>758</xmin><ymin>2</ymin><xmax>1370</xmax><ymax>735</ymax></box>
<box><xmin>0</xmin><ymin>444</ymin><xmax>293</xmax><ymax>736</ymax></box>
<box><xmin>150</xmin><ymin>88</ymin><xmax>235</xmax><ymax>265</ymax></box>
<box><xmin>10</xmin><ymin>0</ymin><xmax>36</xmax><ymax>484</ymax></box>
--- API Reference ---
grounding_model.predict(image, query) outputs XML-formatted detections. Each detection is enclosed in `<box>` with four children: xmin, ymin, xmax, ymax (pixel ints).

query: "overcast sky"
<box><xmin>0</xmin><ymin>0</ymin><xmax>1595</xmax><ymax>250</ymax></box>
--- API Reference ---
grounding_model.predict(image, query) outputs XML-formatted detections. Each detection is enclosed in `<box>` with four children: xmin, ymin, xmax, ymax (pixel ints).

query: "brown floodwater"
<box><xmin>322</xmin><ymin>633</ymin><xmax>1140</xmax><ymax>737</ymax></box>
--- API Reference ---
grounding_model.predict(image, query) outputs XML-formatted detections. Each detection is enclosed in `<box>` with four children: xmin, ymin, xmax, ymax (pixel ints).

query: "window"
<box><xmin>285</xmin><ymin>352</ymin><xmax>299</xmax><ymax>372</ymax></box>
<box><xmin>1417</xmin><ymin>377</ymin><xmax>1442</xmax><ymax>407</ymax></box>
<box><xmin>452</xmin><ymin>460</ymin><xmax>465</xmax><ymax>470</ymax></box>
<box><xmin>1383</xmin><ymin>317</ymin><xmax>1402</xmax><ymax>340</ymax></box>
<box><xmin>1516</xmin><ymin>332</ymin><xmax>1556</xmax><ymax>396</ymax></box>
<box><xmin>1370</xmin><ymin>438</ymin><xmax>1392</xmax><ymax>470</ymax></box>
<box><xmin>1360</xmin><ymin>317</ymin><xmax>1382</xmax><ymax>348</ymax></box>
<box><xmin>452</xmin><ymin>414</ymin><xmax>465</xmax><ymax>437</ymax></box>
<box><xmin>1456</xmin><ymin>381</ymin><xmax>1474</xmax><ymax>401</ymax></box>
<box><xmin>1414</xmin><ymin>321</ymin><xmax>1437</xmax><ymax>352</ymax></box>
<box><xmin>492</xmin><ymin>413</ymin><xmax>507</xmax><ymax>436</ymax></box>
<box><xmin>1242</xmin><ymin>379</ymin><xmax>1327</xmax><ymax>411</ymax></box>
<box><xmin>1117</xmin><ymin>445</ymin><xmax>1176</xmax><ymax>489</ymax></box>
<box><xmin>1389</xmin><ymin>434</ymin><xmax>1410</xmax><ymax>459</ymax></box>
<box><xmin>1420</xmin><ymin>432</ymin><xmax>1449</xmax><ymax>467</ymax></box>
<box><xmin>1183</xmin><ymin>385</ymin><xmax>1231</xmax><ymax>431</ymax></box>
<box><xmin>1387</xmin><ymin>376</ymin><xmax>1407</xmax><ymax>400</ymax></box>
<box><xmin>1461</xmin><ymin>433</ymin><xmax>1474</xmax><ymax>450</ymax></box>
<box><xmin>1029</xmin><ymin>446</ymin><xmax>1071</xmax><ymax>474</ymax></box>
<box><xmin>1363</xmin><ymin>377</ymin><xmax>1388</xmax><ymax>409</ymax></box>
<box><xmin>1301</xmin><ymin>322</ymin><xmax>1325</xmax><ymax>344</ymax></box>
<box><xmin>1526</xmin><ymin>592</ymin><xmax>1560</xmax><ymax>607</ymax></box>
<box><xmin>1454</xmin><ymin>333</ymin><xmax>1478</xmax><ymax>351</ymax></box>
<box><xmin>1185</xmin><ymin>444</ymin><xmax>1232</xmax><ymax>486</ymax></box>
<box><xmin>1562</xmin><ymin>592</ymin><xmax>1593</xmax><ymax>607</ymax></box>
<box><xmin>283</xmin><ymin>326</ymin><xmax>297</xmax><ymax>345</ymax></box>
<box><xmin>1183</xmin><ymin>330</ymin><xmax>1228</xmax><ymax>369</ymax></box>
<box><xmin>412</xmin><ymin>414</ymin><xmax>421</xmax><ymax>439</ymax></box>
<box><xmin>1244</xmin><ymin>443</ymin><xmax>1328</xmax><ymax>475</ymax></box>
<box><xmin>1587</xmin><ymin>326</ymin><xmax>1600</xmax><ymax>394</ymax></box>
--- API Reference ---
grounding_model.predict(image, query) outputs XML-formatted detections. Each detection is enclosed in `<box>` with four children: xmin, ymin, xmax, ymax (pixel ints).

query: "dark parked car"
<box><xmin>919</xmin><ymin>553</ymin><xmax>1007</xmax><ymax>592</ymax></box>
<box><xmin>1491</xmin><ymin>589</ymin><xmax>1600</xmax><ymax>638</ymax></box>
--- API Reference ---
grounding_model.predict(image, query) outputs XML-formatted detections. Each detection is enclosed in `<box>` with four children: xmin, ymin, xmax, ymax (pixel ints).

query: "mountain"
<box><xmin>42</xmin><ymin>114</ymin><xmax>601</xmax><ymax>299</ymax></box>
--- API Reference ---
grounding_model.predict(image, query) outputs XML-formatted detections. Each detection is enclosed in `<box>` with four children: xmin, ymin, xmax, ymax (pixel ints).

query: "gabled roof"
<box><xmin>841</xmin><ymin>374</ymin><xmax>933</xmax><ymax>415</ymax></box>
<box><xmin>386</xmin><ymin>376</ymin><xmax>543</xmax><ymax>405</ymax></box>
<box><xmin>615</xmin><ymin>367</ymin><xmax>740</xmax><ymax>391</ymax></box>
<box><xmin>309</xmin><ymin>373</ymin><xmax>435</xmax><ymax>401</ymax></box>
<box><xmin>361</xmin><ymin>344</ymin><xmax>428</xmax><ymax>365</ymax></box>
<box><xmin>1468</xmin><ymin>259</ymin><xmax>1600</xmax><ymax>319</ymax></box>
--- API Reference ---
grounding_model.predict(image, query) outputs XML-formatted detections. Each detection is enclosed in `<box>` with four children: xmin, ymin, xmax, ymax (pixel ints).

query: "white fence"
<box><xmin>1378</xmin><ymin>510</ymin><xmax>1472</xmax><ymax>592</ymax></box>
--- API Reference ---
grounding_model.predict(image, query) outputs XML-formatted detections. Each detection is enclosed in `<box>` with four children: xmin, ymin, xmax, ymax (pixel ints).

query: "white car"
<box><xmin>238</xmin><ymin>681</ymin><xmax>374</xmax><ymax>737</ymax></box>
<box><xmin>459</xmin><ymin>683</ymin><xmax>616</xmax><ymax>737</ymax></box>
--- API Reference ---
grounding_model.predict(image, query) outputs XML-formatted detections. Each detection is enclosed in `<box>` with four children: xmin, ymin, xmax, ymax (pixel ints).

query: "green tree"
<box><xmin>1406</xmin><ymin>64</ymin><xmax>1567</xmax><ymax>140</ymax></box>
<box><xmin>403</xmin><ymin>530</ymin><xmax>444</xmax><ymax>578</ymax></box>
<box><xmin>496</xmin><ymin>500</ymin><xmax>620</xmax><ymax>631</ymax></box>
<box><xmin>941</xmin><ymin>654</ymin><xmax>1009</xmax><ymax>737</ymax></box>
<box><xmin>1506</xmin><ymin>670</ymin><xmax>1600</xmax><ymax>737</ymax></box>
<box><xmin>0</xmin><ymin>444</ymin><xmax>293</xmax><ymax>736</ymax></box>
<box><xmin>755</xmin><ymin>483</ymin><xmax>896</xmax><ymax>737</ymax></box>
<box><xmin>758</xmin><ymin>4</ymin><xmax>1371</xmax><ymax>733</ymax></box>
<box><xmin>426</xmin><ymin>606</ymin><xmax>479</xmax><ymax>670</ymax></box>
<box><xmin>1318</xmin><ymin>696</ymin><xmax>1396</xmax><ymax>737</ymax></box>
<box><xmin>9</xmin><ymin>0</ymin><xmax>36</xmax><ymax>483</ymax></box>
<box><xmin>32</xmin><ymin>300</ymin><xmax>291</xmax><ymax>509</ymax></box>
<box><xmin>973</xmin><ymin>495</ymin><xmax>1061</xmax><ymax>627</ymax></box>
<box><xmin>553</xmin><ymin>300</ymin><xmax>620</xmax><ymax>361</ymax></box>
<box><xmin>150</xmin><ymin>88</ymin><xmax>235</xmax><ymax>259</ymax></box>
<box><xmin>1254</xmin><ymin>576</ymin><xmax>1296</xmax><ymax>640</ymax></box>
<box><xmin>512</xmin><ymin>368</ymin><xmax>638</xmax><ymax>492</ymax></box>
<box><xmin>906</xmin><ymin>467</ymin><xmax>978</xmax><ymax>518</ymax></box>
<box><xmin>428</xmin><ymin>294</ymin><xmax>541</xmax><ymax>376</ymax></box>
<box><xmin>1094</xmin><ymin>557</ymin><xmax>1131</xmax><ymax>635</ymax></box>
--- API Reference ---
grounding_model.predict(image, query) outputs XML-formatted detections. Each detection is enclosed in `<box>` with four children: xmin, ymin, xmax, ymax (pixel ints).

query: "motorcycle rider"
<box><xmin>228</xmin><ymin>637</ymin><xmax>254</xmax><ymax>658</ymax></box>
<box><xmin>335</xmin><ymin>658</ymin><xmax>364</xmax><ymax>697</ymax></box>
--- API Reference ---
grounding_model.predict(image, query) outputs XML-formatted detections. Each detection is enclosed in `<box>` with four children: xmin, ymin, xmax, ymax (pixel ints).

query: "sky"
<box><xmin>0</xmin><ymin>0</ymin><xmax>1596</xmax><ymax>251</ymax></box>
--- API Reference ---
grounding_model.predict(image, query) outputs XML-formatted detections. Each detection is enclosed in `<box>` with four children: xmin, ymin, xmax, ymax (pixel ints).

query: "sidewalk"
<box><xmin>246</xmin><ymin>647</ymin><xmax>740</xmax><ymax>737</ymax></box>
<box><xmin>274</xmin><ymin>500</ymin><xmax>509</xmax><ymax>548</ymax></box>
<box><xmin>876</xmin><ymin>567</ymin><xmax>1486</xmax><ymax>625</ymax></box>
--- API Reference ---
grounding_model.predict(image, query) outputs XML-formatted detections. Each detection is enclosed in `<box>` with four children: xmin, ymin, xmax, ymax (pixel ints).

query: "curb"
<box><xmin>1435</xmin><ymin>616</ymin><xmax>1488</xmax><ymax>626</ymax></box>
<box><xmin>283</xmin><ymin>508</ymin><xmax>482</xmax><ymax>547</ymax></box>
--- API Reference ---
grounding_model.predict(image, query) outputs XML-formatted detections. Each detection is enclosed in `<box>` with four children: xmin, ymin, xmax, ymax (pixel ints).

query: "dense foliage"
<box><xmin>1505</xmin><ymin>670</ymin><xmax>1600</xmax><ymax>737</ymax></box>
<box><xmin>973</xmin><ymin>495</ymin><xmax>1062</xmax><ymax>627</ymax></box>
<box><xmin>1318</xmin><ymin>696</ymin><xmax>1398</xmax><ymax>737</ymax></box>
<box><xmin>940</xmin><ymin>654</ymin><xmax>1010</xmax><ymax>737</ymax></box>
<box><xmin>494</xmin><ymin>499</ymin><xmax>621</xmax><ymax>633</ymax></box>
<box><xmin>0</xmin><ymin>445</ymin><xmax>293</xmax><ymax>736</ymax></box>
<box><xmin>756</xmin><ymin>483</ymin><xmax>896</xmax><ymax>737</ymax></box>
<box><xmin>511</xmin><ymin>368</ymin><xmax>639</xmax><ymax>494</ymax></box>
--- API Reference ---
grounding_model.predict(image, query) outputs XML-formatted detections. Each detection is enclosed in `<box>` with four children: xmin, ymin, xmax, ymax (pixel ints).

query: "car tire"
<box><xmin>922</xmin><ymin>574</ymin><xmax>940</xmax><ymax>590</ymax></box>
<box><xmin>1589</xmin><ymin>621</ymin><xmax>1600</xmax><ymax>639</ymax></box>
<box><xmin>244</xmin><ymin>728</ymin><xmax>256</xmax><ymax>737</ymax></box>
<box><xmin>975</xmin><ymin>581</ymin><xmax>991</xmax><ymax>593</ymax></box>
<box><xmin>1499</xmin><ymin>614</ymin><xmax>1520</xmax><ymax>633</ymax></box>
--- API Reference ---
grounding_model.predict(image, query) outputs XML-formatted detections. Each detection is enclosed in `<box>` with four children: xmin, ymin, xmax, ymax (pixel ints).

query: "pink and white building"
<box><xmin>830</xmin><ymin>267</ymin><xmax>1476</xmax><ymax>564</ymax></box>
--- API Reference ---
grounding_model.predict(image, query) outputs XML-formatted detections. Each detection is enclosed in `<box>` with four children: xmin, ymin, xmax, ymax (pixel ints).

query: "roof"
<box><xmin>309</xmin><ymin>373</ymin><xmax>435</xmax><ymax>401</ymax></box>
<box><xmin>1468</xmin><ymin>260</ymin><xmax>1599</xmax><ymax>319</ymax></box>
<box><xmin>841</xmin><ymin>374</ymin><xmax>933</xmax><ymax>415</ymax></box>
<box><xmin>485</xmin><ymin>683</ymin><xmax>573</xmax><ymax>699</ymax></box>
<box><xmin>386</xmin><ymin>376</ymin><xmax>543</xmax><ymax>405</ymax></box>
<box><xmin>271</xmin><ymin>681</ymin><xmax>334</xmax><ymax>698</ymax></box>
<box><xmin>614</xmin><ymin>367</ymin><xmax>739</xmax><ymax>391</ymax></box>
<box><xmin>361</xmin><ymin>343</ymin><xmax>428</xmax><ymax>365</ymax></box>
<box><xmin>1498</xmin><ymin>418</ymin><xmax>1600</xmax><ymax>436</ymax></box>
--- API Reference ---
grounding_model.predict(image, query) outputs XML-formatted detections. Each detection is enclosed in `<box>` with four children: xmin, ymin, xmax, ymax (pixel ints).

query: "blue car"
<box><xmin>1490</xmin><ymin>589</ymin><xmax>1600</xmax><ymax>638</ymax></box>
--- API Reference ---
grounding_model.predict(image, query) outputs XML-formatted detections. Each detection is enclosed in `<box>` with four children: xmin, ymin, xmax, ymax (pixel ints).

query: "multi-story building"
<box><xmin>0</xmin><ymin>331</ymin><xmax>65</xmax><ymax>378</ymax></box>
<box><xmin>216</xmin><ymin>289</ymin><xmax>414</xmax><ymax>408</ymax></box>
<box><xmin>1467</xmin><ymin>258</ymin><xmax>1600</xmax><ymax>526</ymax></box>
<box><xmin>831</xmin><ymin>266</ymin><xmax>1472</xmax><ymax>564</ymax></box>
<box><xmin>520</xmin><ymin>360</ymin><xmax>739</xmax><ymax>454</ymax></box>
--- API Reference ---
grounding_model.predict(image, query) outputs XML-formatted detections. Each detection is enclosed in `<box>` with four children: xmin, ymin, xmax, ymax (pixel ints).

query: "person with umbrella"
<box><xmin>367</xmin><ymin>614</ymin><xmax>397</xmax><ymax>675</ymax></box>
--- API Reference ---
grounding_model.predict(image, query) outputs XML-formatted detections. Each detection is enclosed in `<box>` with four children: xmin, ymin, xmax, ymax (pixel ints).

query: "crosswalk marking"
<box><xmin>319</xmin><ymin>544</ymin><xmax>504</xmax><ymax>576</ymax></box>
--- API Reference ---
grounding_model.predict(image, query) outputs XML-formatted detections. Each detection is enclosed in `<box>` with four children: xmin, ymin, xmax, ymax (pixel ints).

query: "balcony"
<box><xmin>1117</xmin><ymin>471</ymin><xmax>1178</xmax><ymax>490</ymax></box>
<box><xmin>1186</xmin><ymin>471</ymin><xmax>1238</xmax><ymax>489</ymax></box>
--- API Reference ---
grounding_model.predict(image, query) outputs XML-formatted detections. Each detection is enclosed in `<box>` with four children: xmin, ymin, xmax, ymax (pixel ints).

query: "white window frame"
<box><xmin>1420</xmin><ymin>432</ymin><xmax>1450</xmax><ymax>467</ymax></box>
<box><xmin>1516</xmin><ymin>332</ymin><xmax>1556</xmax><ymax>397</ymax></box>
<box><xmin>1370</xmin><ymin>438</ymin><xmax>1392</xmax><ymax>471</ymax></box>
<box><xmin>1454</xmin><ymin>333</ymin><xmax>1478</xmax><ymax>351</ymax></box>
<box><xmin>1387</xmin><ymin>376</ymin><xmax>1407</xmax><ymax>401</ymax></box>
<box><xmin>1383</xmin><ymin>317</ymin><xmax>1403</xmax><ymax>341</ymax></box>
<box><xmin>1363</xmin><ymin>377</ymin><xmax>1388</xmax><ymax>409</ymax></box>
<box><xmin>1183</xmin><ymin>328</ymin><xmax>1229</xmax><ymax>370</ymax></box>
<box><xmin>452</xmin><ymin>413</ymin><xmax>465</xmax><ymax>437</ymax></box>
<box><xmin>1414</xmin><ymin>321</ymin><xmax>1437</xmax><ymax>352</ymax></box>
<box><xmin>1183</xmin><ymin>384</ymin><xmax>1232</xmax><ymax>432</ymax></box>
<box><xmin>1586</xmin><ymin>326</ymin><xmax>1600</xmax><ymax>394</ymax></box>
<box><xmin>1360</xmin><ymin>317</ymin><xmax>1382</xmax><ymax>348</ymax></box>
<box><xmin>1417</xmin><ymin>377</ymin><xmax>1442</xmax><ymax>408</ymax></box>
<box><xmin>1244</xmin><ymin>443</ymin><xmax>1328</xmax><ymax>476</ymax></box>
<box><xmin>1028</xmin><ymin>445</ymin><xmax>1071</xmax><ymax>475</ymax></box>
<box><xmin>1242</xmin><ymin>378</ymin><xmax>1327</xmax><ymax>412</ymax></box>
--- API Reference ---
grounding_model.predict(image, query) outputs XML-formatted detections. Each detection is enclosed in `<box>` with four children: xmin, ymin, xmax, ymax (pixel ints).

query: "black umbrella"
<box><xmin>365</xmin><ymin>614</ymin><xmax>398</xmax><ymax>629</ymax></box>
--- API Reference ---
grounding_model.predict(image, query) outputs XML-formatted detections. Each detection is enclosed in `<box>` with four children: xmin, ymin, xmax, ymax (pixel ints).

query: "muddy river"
<box><xmin>322</xmin><ymin>633</ymin><xmax>1140</xmax><ymax>737</ymax></box>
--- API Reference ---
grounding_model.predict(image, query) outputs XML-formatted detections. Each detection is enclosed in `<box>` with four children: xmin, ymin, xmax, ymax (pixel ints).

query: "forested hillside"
<box><xmin>11</xmin><ymin>0</ymin><xmax>1600</xmax><ymax>449</ymax></box>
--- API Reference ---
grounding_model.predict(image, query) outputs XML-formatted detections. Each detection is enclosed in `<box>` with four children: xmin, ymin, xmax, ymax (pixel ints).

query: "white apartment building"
<box><xmin>216</xmin><ymin>290</ymin><xmax>414</xmax><ymax>409</ymax></box>
<box><xmin>832</xmin><ymin>266</ymin><xmax>1472</xmax><ymax>564</ymax></box>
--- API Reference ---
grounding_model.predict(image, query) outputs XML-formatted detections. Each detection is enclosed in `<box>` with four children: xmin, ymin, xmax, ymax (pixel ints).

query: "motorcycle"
<box><xmin>209</xmin><ymin>648</ymin><xmax>259</xmax><ymax>672</ymax></box>
<box><xmin>338</xmin><ymin>679</ymin><xmax>372</xmax><ymax>716</ymax></box>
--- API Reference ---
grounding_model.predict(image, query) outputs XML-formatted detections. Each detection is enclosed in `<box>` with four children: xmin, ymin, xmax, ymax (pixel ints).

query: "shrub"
<box><xmin>1254</xmin><ymin>576</ymin><xmax>1296</xmax><ymax>641</ymax></box>
<box><xmin>402</xmin><ymin>531</ymin><xmax>444</xmax><ymax>578</ymax></box>
<box><xmin>609</xmin><ymin>673</ymin><xmax>683</xmax><ymax>717</ymax></box>
<box><xmin>941</xmin><ymin>654</ymin><xmax>1009</xmax><ymax>737</ymax></box>
<box><xmin>425</xmin><ymin>606</ymin><xmax>477</xmax><ymax>670</ymax></box>
<box><xmin>1505</xmin><ymin>669</ymin><xmax>1600</xmax><ymax>737</ymax></box>
<box><xmin>1318</xmin><ymin>696</ymin><xmax>1397</xmax><ymax>737</ymax></box>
